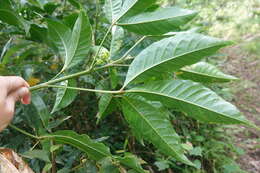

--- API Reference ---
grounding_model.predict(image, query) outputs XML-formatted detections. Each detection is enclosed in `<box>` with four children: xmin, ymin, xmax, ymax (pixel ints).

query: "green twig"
<box><xmin>9</xmin><ymin>124</ymin><xmax>39</xmax><ymax>139</ymax></box>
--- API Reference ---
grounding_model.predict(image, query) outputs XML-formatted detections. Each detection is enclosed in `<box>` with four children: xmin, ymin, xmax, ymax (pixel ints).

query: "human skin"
<box><xmin>0</xmin><ymin>76</ymin><xmax>31</xmax><ymax>131</ymax></box>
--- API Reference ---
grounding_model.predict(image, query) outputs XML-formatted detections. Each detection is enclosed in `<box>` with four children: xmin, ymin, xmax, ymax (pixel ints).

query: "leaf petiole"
<box><xmin>45</xmin><ymin>84</ymin><xmax>124</xmax><ymax>94</ymax></box>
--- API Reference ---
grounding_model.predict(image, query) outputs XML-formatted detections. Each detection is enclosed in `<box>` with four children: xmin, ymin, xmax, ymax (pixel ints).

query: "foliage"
<box><xmin>0</xmin><ymin>0</ymin><xmax>258</xmax><ymax>172</ymax></box>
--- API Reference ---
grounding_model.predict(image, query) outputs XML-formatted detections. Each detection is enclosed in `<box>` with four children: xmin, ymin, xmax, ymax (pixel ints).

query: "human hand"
<box><xmin>0</xmin><ymin>76</ymin><xmax>31</xmax><ymax>131</ymax></box>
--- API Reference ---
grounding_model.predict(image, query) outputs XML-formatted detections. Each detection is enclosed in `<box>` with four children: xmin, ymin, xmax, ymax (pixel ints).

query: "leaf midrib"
<box><xmin>124</xmin><ymin>42</ymin><xmax>228</xmax><ymax>87</ymax></box>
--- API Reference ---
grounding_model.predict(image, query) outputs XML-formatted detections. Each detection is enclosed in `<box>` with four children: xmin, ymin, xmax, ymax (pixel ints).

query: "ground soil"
<box><xmin>222</xmin><ymin>36</ymin><xmax>260</xmax><ymax>173</ymax></box>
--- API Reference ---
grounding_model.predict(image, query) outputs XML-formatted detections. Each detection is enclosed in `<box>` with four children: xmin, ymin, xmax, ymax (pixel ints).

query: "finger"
<box><xmin>7</xmin><ymin>87</ymin><xmax>30</xmax><ymax>103</ymax></box>
<box><xmin>21</xmin><ymin>91</ymin><xmax>31</xmax><ymax>105</ymax></box>
<box><xmin>0</xmin><ymin>96</ymin><xmax>16</xmax><ymax>131</ymax></box>
<box><xmin>0</xmin><ymin>76</ymin><xmax>29</xmax><ymax>94</ymax></box>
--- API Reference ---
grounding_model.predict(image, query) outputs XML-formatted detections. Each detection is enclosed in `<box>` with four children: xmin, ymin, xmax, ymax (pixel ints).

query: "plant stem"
<box><xmin>45</xmin><ymin>85</ymin><xmax>124</xmax><ymax>94</ymax></box>
<box><xmin>30</xmin><ymin>65</ymin><xmax>107</xmax><ymax>91</ymax></box>
<box><xmin>9</xmin><ymin>124</ymin><xmax>39</xmax><ymax>139</ymax></box>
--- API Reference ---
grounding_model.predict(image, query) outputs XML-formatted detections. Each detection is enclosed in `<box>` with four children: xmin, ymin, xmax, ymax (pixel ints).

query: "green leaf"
<box><xmin>127</xmin><ymin>80</ymin><xmax>254</xmax><ymax>127</ymax></box>
<box><xmin>52</xmin><ymin>79</ymin><xmax>78</xmax><ymax>113</ymax></box>
<box><xmin>47</xmin><ymin>19</ymin><xmax>71</xmax><ymax>63</ymax></box>
<box><xmin>65</xmin><ymin>11</ymin><xmax>92</xmax><ymax>70</ymax></box>
<box><xmin>97</xmin><ymin>94</ymin><xmax>116</xmax><ymax>123</ymax></box>
<box><xmin>0</xmin><ymin>37</ymin><xmax>13</xmax><ymax>61</ymax></box>
<box><xmin>178</xmin><ymin>62</ymin><xmax>238</xmax><ymax>83</ymax></box>
<box><xmin>22</xmin><ymin>150</ymin><xmax>50</xmax><ymax>162</ymax></box>
<box><xmin>189</xmin><ymin>147</ymin><xmax>202</xmax><ymax>156</ymax></box>
<box><xmin>121</xmin><ymin>96</ymin><xmax>193</xmax><ymax>166</ymax></box>
<box><xmin>123</xmin><ymin>33</ymin><xmax>232</xmax><ymax>87</ymax></box>
<box><xmin>110</xmin><ymin>68</ymin><xmax>119</xmax><ymax>89</ymax></box>
<box><xmin>104</xmin><ymin>0</ymin><xmax>123</xmax><ymax>23</ymax></box>
<box><xmin>44</xmin><ymin>2</ymin><xmax>59</xmax><ymax>15</ymax></box>
<box><xmin>63</xmin><ymin>13</ymin><xmax>78</xmax><ymax>29</ymax></box>
<box><xmin>1</xmin><ymin>42</ymin><xmax>30</xmax><ymax>65</ymax></box>
<box><xmin>154</xmin><ymin>160</ymin><xmax>170</xmax><ymax>171</ymax></box>
<box><xmin>43</xmin><ymin>163</ymin><xmax>52</xmax><ymax>172</ymax></box>
<box><xmin>29</xmin><ymin>24</ymin><xmax>48</xmax><ymax>43</ymax></box>
<box><xmin>118</xmin><ymin>0</ymin><xmax>156</xmax><ymax>20</ymax></box>
<box><xmin>0</xmin><ymin>0</ymin><xmax>28</xmax><ymax>30</ymax></box>
<box><xmin>47</xmin><ymin>11</ymin><xmax>92</xmax><ymax>71</ymax></box>
<box><xmin>117</xmin><ymin>7</ymin><xmax>197</xmax><ymax>35</ymax></box>
<box><xmin>110</xmin><ymin>26</ymin><xmax>124</xmax><ymax>60</ymax></box>
<box><xmin>46</xmin><ymin>130</ymin><xmax>112</xmax><ymax>161</ymax></box>
<box><xmin>68</xmin><ymin>0</ymin><xmax>81</xmax><ymax>9</ymax></box>
<box><xmin>99</xmin><ymin>157</ymin><xmax>119</xmax><ymax>173</ymax></box>
<box><xmin>32</xmin><ymin>93</ymin><xmax>52</xmax><ymax>127</ymax></box>
<box><xmin>47</xmin><ymin>116</ymin><xmax>71</xmax><ymax>130</ymax></box>
<box><xmin>115</xmin><ymin>153</ymin><xmax>148</xmax><ymax>173</ymax></box>
<box><xmin>28</xmin><ymin>0</ymin><xmax>48</xmax><ymax>9</ymax></box>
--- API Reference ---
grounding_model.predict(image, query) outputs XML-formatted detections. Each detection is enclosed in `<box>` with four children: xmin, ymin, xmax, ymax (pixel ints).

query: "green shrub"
<box><xmin>0</xmin><ymin>0</ymin><xmax>258</xmax><ymax>172</ymax></box>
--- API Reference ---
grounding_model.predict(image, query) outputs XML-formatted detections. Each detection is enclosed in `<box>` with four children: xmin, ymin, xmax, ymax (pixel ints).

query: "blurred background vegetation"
<box><xmin>0</xmin><ymin>0</ymin><xmax>259</xmax><ymax>172</ymax></box>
